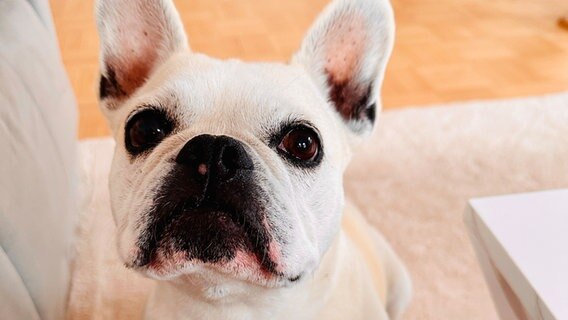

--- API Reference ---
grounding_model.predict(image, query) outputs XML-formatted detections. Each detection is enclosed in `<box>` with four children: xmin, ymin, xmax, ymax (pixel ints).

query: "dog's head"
<box><xmin>96</xmin><ymin>0</ymin><xmax>394</xmax><ymax>288</ymax></box>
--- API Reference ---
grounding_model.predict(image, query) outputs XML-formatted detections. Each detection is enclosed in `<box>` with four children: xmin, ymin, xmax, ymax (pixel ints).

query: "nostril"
<box><xmin>220</xmin><ymin>143</ymin><xmax>254</xmax><ymax>173</ymax></box>
<box><xmin>221</xmin><ymin>145</ymin><xmax>240</xmax><ymax>171</ymax></box>
<box><xmin>175</xmin><ymin>134</ymin><xmax>215</xmax><ymax>166</ymax></box>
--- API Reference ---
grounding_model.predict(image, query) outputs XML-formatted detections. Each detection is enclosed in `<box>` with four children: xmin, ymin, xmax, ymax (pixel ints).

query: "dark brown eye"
<box><xmin>125</xmin><ymin>109</ymin><xmax>173</xmax><ymax>155</ymax></box>
<box><xmin>277</xmin><ymin>126</ymin><xmax>321</xmax><ymax>163</ymax></box>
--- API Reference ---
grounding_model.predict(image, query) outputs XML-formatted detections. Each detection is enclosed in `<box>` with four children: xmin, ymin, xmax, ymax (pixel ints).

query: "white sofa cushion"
<box><xmin>0</xmin><ymin>0</ymin><xmax>78</xmax><ymax>319</ymax></box>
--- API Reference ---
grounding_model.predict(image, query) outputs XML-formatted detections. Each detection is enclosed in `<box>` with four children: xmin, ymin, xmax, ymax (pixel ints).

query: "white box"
<box><xmin>465</xmin><ymin>189</ymin><xmax>568</xmax><ymax>320</ymax></box>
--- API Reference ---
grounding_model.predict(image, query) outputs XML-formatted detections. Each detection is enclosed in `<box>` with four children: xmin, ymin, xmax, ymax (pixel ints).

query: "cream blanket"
<box><xmin>68</xmin><ymin>93</ymin><xmax>568</xmax><ymax>319</ymax></box>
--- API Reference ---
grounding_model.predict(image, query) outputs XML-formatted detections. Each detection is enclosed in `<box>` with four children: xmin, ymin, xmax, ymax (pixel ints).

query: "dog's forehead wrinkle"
<box><xmin>166</xmin><ymin>56</ymin><xmax>318</xmax><ymax>102</ymax></box>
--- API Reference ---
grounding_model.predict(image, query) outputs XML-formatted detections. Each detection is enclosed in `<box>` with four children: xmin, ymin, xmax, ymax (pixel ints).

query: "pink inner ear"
<box><xmin>102</xmin><ymin>0</ymin><xmax>184</xmax><ymax>98</ymax></box>
<box><xmin>110</xmin><ymin>23</ymin><xmax>162</xmax><ymax>95</ymax></box>
<box><xmin>324</xmin><ymin>15</ymin><xmax>367</xmax><ymax>83</ymax></box>
<box><xmin>322</xmin><ymin>14</ymin><xmax>372</xmax><ymax>120</ymax></box>
<box><xmin>112</xmin><ymin>54</ymin><xmax>154</xmax><ymax>96</ymax></box>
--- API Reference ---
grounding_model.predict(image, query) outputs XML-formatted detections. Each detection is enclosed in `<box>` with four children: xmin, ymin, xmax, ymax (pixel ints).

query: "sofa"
<box><xmin>0</xmin><ymin>0</ymin><xmax>77</xmax><ymax>319</ymax></box>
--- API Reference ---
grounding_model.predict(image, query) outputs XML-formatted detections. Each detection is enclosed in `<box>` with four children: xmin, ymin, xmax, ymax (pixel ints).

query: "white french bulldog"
<box><xmin>95</xmin><ymin>0</ymin><xmax>411</xmax><ymax>319</ymax></box>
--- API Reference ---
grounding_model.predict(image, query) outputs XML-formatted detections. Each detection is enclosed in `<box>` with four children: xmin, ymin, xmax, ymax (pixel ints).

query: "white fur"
<box><xmin>95</xmin><ymin>0</ymin><xmax>410</xmax><ymax>319</ymax></box>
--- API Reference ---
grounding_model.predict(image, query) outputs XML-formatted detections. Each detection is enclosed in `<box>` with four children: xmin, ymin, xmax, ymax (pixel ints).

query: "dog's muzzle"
<box><xmin>132</xmin><ymin>134</ymin><xmax>278</xmax><ymax>274</ymax></box>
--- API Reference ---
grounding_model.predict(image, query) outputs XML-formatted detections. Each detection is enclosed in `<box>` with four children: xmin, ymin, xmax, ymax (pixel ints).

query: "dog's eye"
<box><xmin>125</xmin><ymin>109</ymin><xmax>173</xmax><ymax>155</ymax></box>
<box><xmin>277</xmin><ymin>126</ymin><xmax>321</xmax><ymax>163</ymax></box>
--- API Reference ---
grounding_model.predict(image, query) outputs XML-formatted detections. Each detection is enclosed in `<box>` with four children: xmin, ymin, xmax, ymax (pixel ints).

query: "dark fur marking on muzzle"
<box><xmin>133</xmin><ymin>135</ymin><xmax>279</xmax><ymax>275</ymax></box>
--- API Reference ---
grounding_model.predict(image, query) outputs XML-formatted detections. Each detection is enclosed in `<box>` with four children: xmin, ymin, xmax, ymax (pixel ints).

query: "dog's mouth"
<box><xmin>129</xmin><ymin>199</ymin><xmax>284</xmax><ymax>281</ymax></box>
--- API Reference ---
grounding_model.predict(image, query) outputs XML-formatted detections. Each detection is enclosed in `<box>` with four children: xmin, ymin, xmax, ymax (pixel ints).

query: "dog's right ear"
<box><xmin>292</xmin><ymin>0</ymin><xmax>394</xmax><ymax>136</ymax></box>
<box><xmin>96</xmin><ymin>0</ymin><xmax>188</xmax><ymax>108</ymax></box>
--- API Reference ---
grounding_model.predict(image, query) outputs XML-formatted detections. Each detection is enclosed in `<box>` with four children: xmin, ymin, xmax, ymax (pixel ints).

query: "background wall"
<box><xmin>50</xmin><ymin>0</ymin><xmax>568</xmax><ymax>138</ymax></box>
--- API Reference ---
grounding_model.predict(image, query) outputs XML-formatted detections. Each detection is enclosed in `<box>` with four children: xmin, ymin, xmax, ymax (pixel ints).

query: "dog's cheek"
<box><xmin>268</xmin><ymin>183</ymin><xmax>325</xmax><ymax>275</ymax></box>
<box><xmin>304</xmin><ymin>162</ymin><xmax>345</xmax><ymax>259</ymax></box>
<box><xmin>107</xmin><ymin>153</ymin><xmax>152</xmax><ymax>265</ymax></box>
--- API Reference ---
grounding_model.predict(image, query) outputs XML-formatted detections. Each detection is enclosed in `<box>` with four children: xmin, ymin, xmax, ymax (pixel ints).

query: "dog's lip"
<box><xmin>135</xmin><ymin>253</ymin><xmax>303</xmax><ymax>287</ymax></box>
<box><xmin>131</xmin><ymin>206</ymin><xmax>240</xmax><ymax>267</ymax></box>
<box><xmin>132</xmin><ymin>246</ymin><xmax>299</xmax><ymax>285</ymax></box>
<box><xmin>132</xmin><ymin>202</ymin><xmax>280</xmax><ymax>276</ymax></box>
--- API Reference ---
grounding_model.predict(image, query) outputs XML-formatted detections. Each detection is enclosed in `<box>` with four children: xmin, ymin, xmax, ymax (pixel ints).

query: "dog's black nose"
<box><xmin>175</xmin><ymin>134</ymin><xmax>253</xmax><ymax>181</ymax></box>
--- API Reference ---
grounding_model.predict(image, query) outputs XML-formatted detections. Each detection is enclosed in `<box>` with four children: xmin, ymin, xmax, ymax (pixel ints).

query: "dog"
<box><xmin>95</xmin><ymin>0</ymin><xmax>411</xmax><ymax>318</ymax></box>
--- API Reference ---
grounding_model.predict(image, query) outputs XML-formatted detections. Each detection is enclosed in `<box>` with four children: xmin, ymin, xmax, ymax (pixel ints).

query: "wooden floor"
<box><xmin>50</xmin><ymin>0</ymin><xmax>568</xmax><ymax>138</ymax></box>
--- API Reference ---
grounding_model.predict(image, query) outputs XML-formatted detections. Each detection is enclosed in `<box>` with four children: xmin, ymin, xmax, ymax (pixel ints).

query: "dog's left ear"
<box><xmin>292</xmin><ymin>0</ymin><xmax>395</xmax><ymax>135</ymax></box>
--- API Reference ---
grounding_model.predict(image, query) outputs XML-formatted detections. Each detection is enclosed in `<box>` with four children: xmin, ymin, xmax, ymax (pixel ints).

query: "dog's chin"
<box><xmin>131</xmin><ymin>250</ymin><xmax>300</xmax><ymax>288</ymax></box>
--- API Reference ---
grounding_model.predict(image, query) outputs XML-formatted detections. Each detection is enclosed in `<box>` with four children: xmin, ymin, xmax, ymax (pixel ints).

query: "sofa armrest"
<box><xmin>0</xmin><ymin>1</ymin><xmax>78</xmax><ymax>319</ymax></box>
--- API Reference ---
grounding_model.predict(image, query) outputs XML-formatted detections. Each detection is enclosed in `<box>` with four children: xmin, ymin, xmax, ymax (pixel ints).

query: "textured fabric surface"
<box><xmin>0</xmin><ymin>0</ymin><xmax>78</xmax><ymax>319</ymax></box>
<box><xmin>345</xmin><ymin>93</ymin><xmax>568</xmax><ymax>319</ymax></box>
<box><xmin>69</xmin><ymin>93</ymin><xmax>568</xmax><ymax>319</ymax></box>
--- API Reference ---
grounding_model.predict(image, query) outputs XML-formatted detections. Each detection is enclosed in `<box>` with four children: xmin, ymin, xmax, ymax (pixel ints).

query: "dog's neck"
<box><xmin>144</xmin><ymin>232</ymin><xmax>349</xmax><ymax>320</ymax></box>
